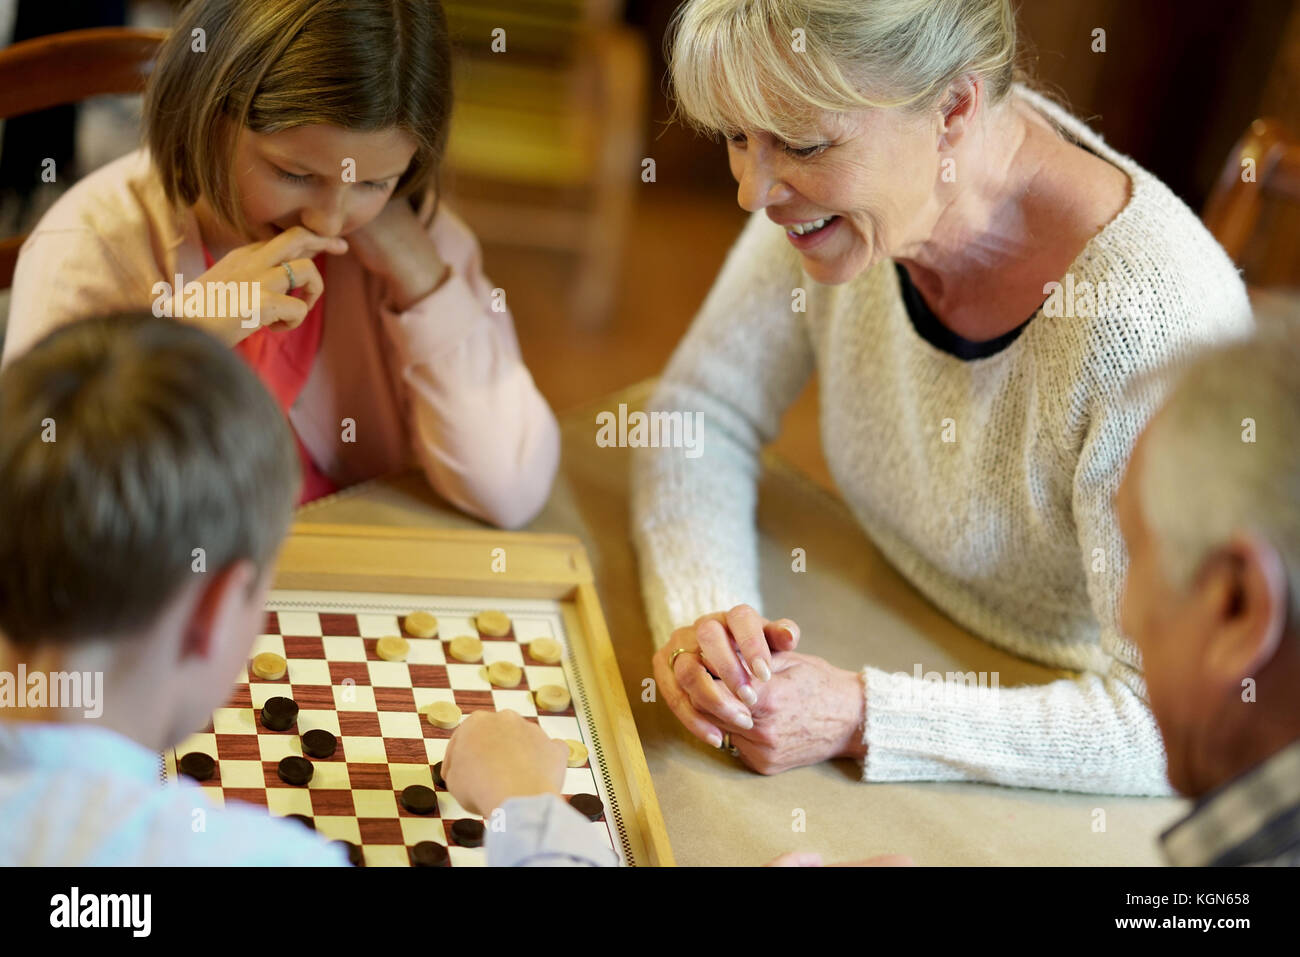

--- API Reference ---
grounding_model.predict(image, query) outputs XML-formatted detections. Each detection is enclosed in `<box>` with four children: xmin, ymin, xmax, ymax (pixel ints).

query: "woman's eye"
<box><xmin>362</xmin><ymin>180</ymin><xmax>393</xmax><ymax>192</ymax></box>
<box><xmin>274</xmin><ymin>168</ymin><xmax>312</xmax><ymax>184</ymax></box>
<box><xmin>785</xmin><ymin>143</ymin><xmax>828</xmax><ymax>158</ymax></box>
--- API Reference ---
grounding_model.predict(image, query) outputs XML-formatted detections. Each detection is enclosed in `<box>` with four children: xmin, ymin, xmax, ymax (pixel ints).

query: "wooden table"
<box><xmin>295</xmin><ymin>381</ymin><xmax>1186</xmax><ymax>866</ymax></box>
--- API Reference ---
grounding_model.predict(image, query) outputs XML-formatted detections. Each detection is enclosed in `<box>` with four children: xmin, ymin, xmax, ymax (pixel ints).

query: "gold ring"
<box><xmin>668</xmin><ymin>647</ymin><xmax>700</xmax><ymax>670</ymax></box>
<box><xmin>721</xmin><ymin>732</ymin><xmax>740</xmax><ymax>757</ymax></box>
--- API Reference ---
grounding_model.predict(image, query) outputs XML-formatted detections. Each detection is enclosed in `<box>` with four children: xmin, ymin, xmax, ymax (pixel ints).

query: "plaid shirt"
<box><xmin>1161</xmin><ymin>739</ymin><xmax>1300</xmax><ymax>866</ymax></box>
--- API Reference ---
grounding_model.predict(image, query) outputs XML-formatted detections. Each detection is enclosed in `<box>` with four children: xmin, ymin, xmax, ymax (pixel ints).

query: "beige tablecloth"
<box><xmin>297</xmin><ymin>381</ymin><xmax>1185</xmax><ymax>865</ymax></box>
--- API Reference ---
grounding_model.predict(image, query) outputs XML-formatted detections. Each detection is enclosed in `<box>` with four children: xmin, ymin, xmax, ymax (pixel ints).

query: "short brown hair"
<box><xmin>144</xmin><ymin>0</ymin><xmax>454</xmax><ymax>237</ymax></box>
<box><xmin>0</xmin><ymin>314</ymin><xmax>300</xmax><ymax>645</ymax></box>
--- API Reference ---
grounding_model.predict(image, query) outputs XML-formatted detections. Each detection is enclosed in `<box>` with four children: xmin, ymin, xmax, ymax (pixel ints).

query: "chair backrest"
<box><xmin>1204</xmin><ymin>117</ymin><xmax>1300</xmax><ymax>288</ymax></box>
<box><xmin>0</xmin><ymin>27</ymin><xmax>167</xmax><ymax>290</ymax></box>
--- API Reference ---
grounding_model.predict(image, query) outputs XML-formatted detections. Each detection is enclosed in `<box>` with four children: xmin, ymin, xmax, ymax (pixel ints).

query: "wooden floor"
<box><xmin>484</xmin><ymin>186</ymin><xmax>837</xmax><ymax>494</ymax></box>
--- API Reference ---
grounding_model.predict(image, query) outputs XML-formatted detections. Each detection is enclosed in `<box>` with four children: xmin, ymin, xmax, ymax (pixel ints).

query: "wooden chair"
<box><xmin>1204</xmin><ymin>118</ymin><xmax>1300</xmax><ymax>290</ymax></box>
<box><xmin>441</xmin><ymin>1</ymin><xmax>648</xmax><ymax>327</ymax></box>
<box><xmin>0</xmin><ymin>27</ymin><xmax>167</xmax><ymax>290</ymax></box>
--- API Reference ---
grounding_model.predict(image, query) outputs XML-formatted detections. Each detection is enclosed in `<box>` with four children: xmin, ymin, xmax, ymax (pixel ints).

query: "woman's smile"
<box><xmin>779</xmin><ymin>213</ymin><xmax>843</xmax><ymax>250</ymax></box>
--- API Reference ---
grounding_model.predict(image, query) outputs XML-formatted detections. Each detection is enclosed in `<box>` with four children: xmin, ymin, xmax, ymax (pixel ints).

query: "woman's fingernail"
<box><xmin>739</xmin><ymin>684</ymin><xmax>758</xmax><ymax>706</ymax></box>
<box><xmin>735</xmin><ymin>712</ymin><xmax>754</xmax><ymax>730</ymax></box>
<box><xmin>707</xmin><ymin>732</ymin><xmax>723</xmax><ymax>749</ymax></box>
<box><xmin>752</xmin><ymin>658</ymin><xmax>771</xmax><ymax>681</ymax></box>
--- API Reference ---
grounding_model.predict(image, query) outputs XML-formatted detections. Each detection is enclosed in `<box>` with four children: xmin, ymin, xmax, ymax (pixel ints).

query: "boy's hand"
<box><xmin>442</xmin><ymin>709</ymin><xmax>568</xmax><ymax>817</ymax></box>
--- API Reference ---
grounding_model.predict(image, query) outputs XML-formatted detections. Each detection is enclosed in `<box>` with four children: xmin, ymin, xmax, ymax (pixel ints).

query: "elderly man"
<box><xmin>1114</xmin><ymin>323</ymin><xmax>1300</xmax><ymax>866</ymax></box>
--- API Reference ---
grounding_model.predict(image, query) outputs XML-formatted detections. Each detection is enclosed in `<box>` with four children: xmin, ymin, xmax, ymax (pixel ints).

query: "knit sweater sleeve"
<box><xmin>631</xmin><ymin>211</ymin><xmax>815</xmax><ymax>648</ymax></box>
<box><xmin>861</xmin><ymin>370</ymin><xmax>1173</xmax><ymax>795</ymax></box>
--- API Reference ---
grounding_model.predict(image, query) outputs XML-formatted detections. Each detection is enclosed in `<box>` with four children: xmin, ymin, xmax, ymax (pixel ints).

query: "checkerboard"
<box><xmin>163</xmin><ymin>589</ymin><xmax>629</xmax><ymax>866</ymax></box>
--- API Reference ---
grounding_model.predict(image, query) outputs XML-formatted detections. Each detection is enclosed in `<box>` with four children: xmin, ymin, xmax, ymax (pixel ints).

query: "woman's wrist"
<box><xmin>836</xmin><ymin>667</ymin><xmax>868</xmax><ymax>761</ymax></box>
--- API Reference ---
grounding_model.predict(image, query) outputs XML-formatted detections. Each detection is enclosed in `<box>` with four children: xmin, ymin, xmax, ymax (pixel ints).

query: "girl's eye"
<box><xmin>274</xmin><ymin>167</ymin><xmax>312</xmax><ymax>184</ymax></box>
<box><xmin>275</xmin><ymin>166</ymin><xmax>392</xmax><ymax>191</ymax></box>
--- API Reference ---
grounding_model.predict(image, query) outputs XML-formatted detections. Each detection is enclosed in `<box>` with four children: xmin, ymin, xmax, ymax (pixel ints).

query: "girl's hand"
<box><xmin>188</xmin><ymin>226</ymin><xmax>347</xmax><ymax>347</ymax></box>
<box><xmin>346</xmin><ymin>198</ymin><xmax>448</xmax><ymax>310</ymax></box>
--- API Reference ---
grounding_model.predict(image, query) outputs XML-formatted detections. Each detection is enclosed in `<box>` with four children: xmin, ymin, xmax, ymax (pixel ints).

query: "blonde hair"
<box><xmin>145</xmin><ymin>0</ymin><xmax>453</xmax><ymax>238</ymax></box>
<box><xmin>667</xmin><ymin>0</ymin><xmax>1019</xmax><ymax>142</ymax></box>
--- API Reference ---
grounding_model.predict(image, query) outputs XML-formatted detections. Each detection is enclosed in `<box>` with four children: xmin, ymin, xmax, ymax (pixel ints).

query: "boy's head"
<box><xmin>144</xmin><ymin>0</ymin><xmax>453</xmax><ymax>241</ymax></box>
<box><xmin>0</xmin><ymin>313</ymin><xmax>299</xmax><ymax>747</ymax></box>
<box><xmin>1116</xmin><ymin>323</ymin><xmax>1300</xmax><ymax>797</ymax></box>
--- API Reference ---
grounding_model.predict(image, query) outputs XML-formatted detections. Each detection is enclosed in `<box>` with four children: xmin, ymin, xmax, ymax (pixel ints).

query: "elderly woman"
<box><xmin>633</xmin><ymin>0</ymin><xmax>1253</xmax><ymax>795</ymax></box>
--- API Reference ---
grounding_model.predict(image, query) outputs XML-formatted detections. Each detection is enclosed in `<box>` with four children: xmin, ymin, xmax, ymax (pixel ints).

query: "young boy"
<box><xmin>0</xmin><ymin>313</ymin><xmax>610</xmax><ymax>866</ymax></box>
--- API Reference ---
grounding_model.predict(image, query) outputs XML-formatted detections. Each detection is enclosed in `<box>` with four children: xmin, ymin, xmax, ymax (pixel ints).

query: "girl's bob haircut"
<box><xmin>144</xmin><ymin>0</ymin><xmax>453</xmax><ymax>236</ymax></box>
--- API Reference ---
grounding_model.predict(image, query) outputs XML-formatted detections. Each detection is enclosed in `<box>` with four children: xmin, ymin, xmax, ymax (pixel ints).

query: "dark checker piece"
<box><xmin>302</xmin><ymin>729</ymin><xmax>337</xmax><ymax>759</ymax></box>
<box><xmin>431</xmin><ymin>761</ymin><xmax>446</xmax><ymax>789</ymax></box>
<box><xmin>410</xmin><ymin>841</ymin><xmax>450</xmax><ymax>867</ymax></box>
<box><xmin>286</xmin><ymin>813</ymin><xmax>315</xmax><ymax>830</ymax></box>
<box><xmin>277</xmin><ymin>755</ymin><xmax>314</xmax><ymax>786</ymax></box>
<box><xmin>178</xmin><ymin>751</ymin><xmax>215</xmax><ymax>781</ymax></box>
<box><xmin>569</xmin><ymin>793</ymin><xmax>604</xmax><ymax>821</ymax></box>
<box><xmin>335</xmin><ymin>840</ymin><xmax>364</xmax><ymax>867</ymax></box>
<box><xmin>451</xmin><ymin>818</ymin><xmax>485</xmax><ymax>848</ymax></box>
<box><xmin>401</xmin><ymin>784</ymin><xmax>438</xmax><ymax>815</ymax></box>
<box><xmin>260</xmin><ymin>696</ymin><xmax>300</xmax><ymax>732</ymax></box>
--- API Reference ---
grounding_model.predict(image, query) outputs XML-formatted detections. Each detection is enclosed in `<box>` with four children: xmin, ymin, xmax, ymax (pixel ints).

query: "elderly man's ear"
<box><xmin>1198</xmin><ymin>533</ymin><xmax>1289</xmax><ymax>682</ymax></box>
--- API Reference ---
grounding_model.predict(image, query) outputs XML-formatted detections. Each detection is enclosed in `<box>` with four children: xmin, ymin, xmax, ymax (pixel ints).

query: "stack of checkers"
<box><xmin>168</xmin><ymin>603</ymin><xmax>615</xmax><ymax>866</ymax></box>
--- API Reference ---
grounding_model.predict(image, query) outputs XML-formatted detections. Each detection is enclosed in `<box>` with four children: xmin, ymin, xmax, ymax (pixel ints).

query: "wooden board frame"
<box><xmin>274</xmin><ymin>522</ymin><xmax>674</xmax><ymax>866</ymax></box>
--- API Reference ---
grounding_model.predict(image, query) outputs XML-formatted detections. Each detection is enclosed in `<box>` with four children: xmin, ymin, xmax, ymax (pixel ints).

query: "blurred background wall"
<box><xmin>2</xmin><ymin>0</ymin><xmax>1297</xmax><ymax>486</ymax></box>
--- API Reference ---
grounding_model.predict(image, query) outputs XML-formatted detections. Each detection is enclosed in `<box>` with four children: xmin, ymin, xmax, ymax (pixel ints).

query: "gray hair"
<box><xmin>667</xmin><ymin>0</ymin><xmax>1020</xmax><ymax>143</ymax></box>
<box><xmin>1139</xmin><ymin>321</ymin><xmax>1300</xmax><ymax>629</ymax></box>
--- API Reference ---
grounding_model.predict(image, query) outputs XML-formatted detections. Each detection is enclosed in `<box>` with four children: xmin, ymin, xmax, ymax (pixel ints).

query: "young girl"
<box><xmin>2</xmin><ymin>0</ymin><xmax>559</xmax><ymax>528</ymax></box>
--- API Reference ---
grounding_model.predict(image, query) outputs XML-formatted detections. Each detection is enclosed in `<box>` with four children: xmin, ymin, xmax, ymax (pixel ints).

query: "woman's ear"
<box><xmin>938</xmin><ymin>75</ymin><xmax>982</xmax><ymax>149</ymax></box>
<box><xmin>1200</xmin><ymin>533</ymin><xmax>1289</xmax><ymax>683</ymax></box>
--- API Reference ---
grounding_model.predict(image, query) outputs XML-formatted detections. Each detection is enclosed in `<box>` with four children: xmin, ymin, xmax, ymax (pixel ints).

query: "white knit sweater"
<box><xmin>631</xmin><ymin>88</ymin><xmax>1254</xmax><ymax>796</ymax></box>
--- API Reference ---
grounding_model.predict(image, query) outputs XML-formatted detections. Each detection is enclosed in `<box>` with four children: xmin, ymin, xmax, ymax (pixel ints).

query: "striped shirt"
<box><xmin>1161</xmin><ymin>740</ymin><xmax>1300</xmax><ymax>866</ymax></box>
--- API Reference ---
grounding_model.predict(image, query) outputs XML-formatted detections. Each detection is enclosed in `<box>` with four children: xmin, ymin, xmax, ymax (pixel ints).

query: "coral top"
<box><xmin>200</xmin><ymin>244</ymin><xmax>336</xmax><ymax>504</ymax></box>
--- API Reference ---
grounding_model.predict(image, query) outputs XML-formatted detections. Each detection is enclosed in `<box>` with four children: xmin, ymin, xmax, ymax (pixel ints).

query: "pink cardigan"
<box><xmin>2</xmin><ymin>150</ymin><xmax>560</xmax><ymax>529</ymax></box>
